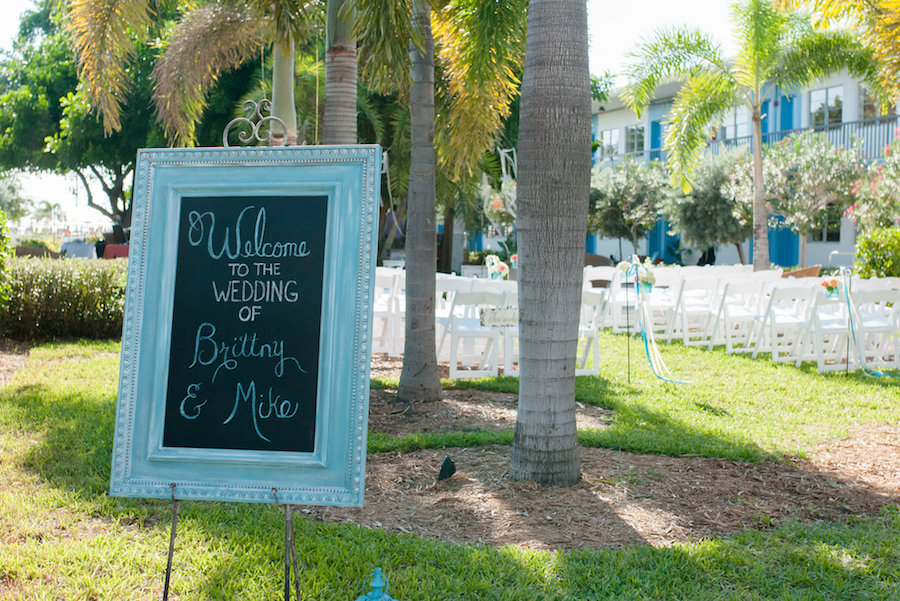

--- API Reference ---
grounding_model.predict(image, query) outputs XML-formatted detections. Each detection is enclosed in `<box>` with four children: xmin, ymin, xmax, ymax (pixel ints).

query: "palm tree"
<box><xmin>777</xmin><ymin>0</ymin><xmax>900</xmax><ymax>100</ymax></box>
<box><xmin>507</xmin><ymin>0</ymin><xmax>591</xmax><ymax>486</ymax></box>
<box><xmin>622</xmin><ymin>0</ymin><xmax>882</xmax><ymax>270</ymax></box>
<box><xmin>354</xmin><ymin>0</ymin><xmax>526</xmax><ymax>402</ymax></box>
<box><xmin>324</xmin><ymin>0</ymin><xmax>357</xmax><ymax>144</ymax></box>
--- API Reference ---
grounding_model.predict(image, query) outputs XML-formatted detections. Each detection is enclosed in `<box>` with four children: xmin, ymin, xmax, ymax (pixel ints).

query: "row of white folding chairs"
<box><xmin>586</xmin><ymin>266</ymin><xmax>784</xmax><ymax>340</ymax></box>
<box><xmin>436</xmin><ymin>275</ymin><xmax>604</xmax><ymax>379</ymax></box>
<box><xmin>748</xmin><ymin>283</ymin><xmax>900</xmax><ymax>372</ymax></box>
<box><xmin>585</xmin><ymin>265</ymin><xmax>900</xmax><ymax>366</ymax></box>
<box><xmin>586</xmin><ymin>268</ymin><xmax>900</xmax><ymax>373</ymax></box>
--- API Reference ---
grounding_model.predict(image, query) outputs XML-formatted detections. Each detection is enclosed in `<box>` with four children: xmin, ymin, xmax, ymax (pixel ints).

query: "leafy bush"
<box><xmin>14</xmin><ymin>237</ymin><xmax>60</xmax><ymax>252</ymax></box>
<box><xmin>665</xmin><ymin>150</ymin><xmax>751</xmax><ymax>263</ymax></box>
<box><xmin>854</xmin><ymin>227</ymin><xmax>900</xmax><ymax>278</ymax></box>
<box><xmin>0</xmin><ymin>210</ymin><xmax>11</xmax><ymax>299</ymax></box>
<box><xmin>589</xmin><ymin>158</ymin><xmax>673</xmax><ymax>250</ymax></box>
<box><xmin>846</xmin><ymin>132</ymin><xmax>900</xmax><ymax>233</ymax></box>
<box><xmin>0</xmin><ymin>258</ymin><xmax>127</xmax><ymax>340</ymax></box>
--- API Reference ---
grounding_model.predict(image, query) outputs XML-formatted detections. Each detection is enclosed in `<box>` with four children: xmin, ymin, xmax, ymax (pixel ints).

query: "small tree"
<box><xmin>0</xmin><ymin>173</ymin><xmax>31</xmax><ymax>223</ymax></box>
<box><xmin>664</xmin><ymin>150</ymin><xmax>752</xmax><ymax>264</ymax></box>
<box><xmin>846</xmin><ymin>132</ymin><xmax>900</xmax><ymax>234</ymax></box>
<box><xmin>589</xmin><ymin>158</ymin><xmax>671</xmax><ymax>255</ymax></box>
<box><xmin>764</xmin><ymin>131</ymin><xmax>863</xmax><ymax>266</ymax></box>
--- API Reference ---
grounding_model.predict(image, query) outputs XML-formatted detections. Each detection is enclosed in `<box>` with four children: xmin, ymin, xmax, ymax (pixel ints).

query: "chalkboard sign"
<box><xmin>163</xmin><ymin>195</ymin><xmax>326</xmax><ymax>453</ymax></box>
<box><xmin>110</xmin><ymin>146</ymin><xmax>381</xmax><ymax>506</ymax></box>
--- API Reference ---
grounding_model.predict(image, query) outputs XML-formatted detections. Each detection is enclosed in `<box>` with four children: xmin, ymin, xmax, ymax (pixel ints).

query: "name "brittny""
<box><xmin>189</xmin><ymin>322</ymin><xmax>305</xmax><ymax>381</ymax></box>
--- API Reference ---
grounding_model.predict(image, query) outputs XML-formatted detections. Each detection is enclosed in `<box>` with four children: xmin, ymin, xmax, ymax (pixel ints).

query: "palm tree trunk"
<box><xmin>799</xmin><ymin>234</ymin><xmax>807</xmax><ymax>268</ymax></box>
<box><xmin>734</xmin><ymin>242</ymin><xmax>746</xmax><ymax>265</ymax></box>
<box><xmin>271</xmin><ymin>36</ymin><xmax>298</xmax><ymax>145</ymax></box>
<box><xmin>509</xmin><ymin>0</ymin><xmax>590</xmax><ymax>486</ymax></box>
<box><xmin>751</xmin><ymin>109</ymin><xmax>769</xmax><ymax>271</ymax></box>
<box><xmin>324</xmin><ymin>0</ymin><xmax>357</xmax><ymax>144</ymax></box>
<box><xmin>397</xmin><ymin>0</ymin><xmax>440</xmax><ymax>402</ymax></box>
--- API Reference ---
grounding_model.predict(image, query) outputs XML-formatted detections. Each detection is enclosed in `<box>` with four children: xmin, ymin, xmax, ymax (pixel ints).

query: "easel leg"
<box><xmin>283</xmin><ymin>504</ymin><xmax>291</xmax><ymax>601</ymax></box>
<box><xmin>163</xmin><ymin>483</ymin><xmax>180</xmax><ymax>601</ymax></box>
<box><xmin>274</xmin><ymin>489</ymin><xmax>300</xmax><ymax>601</ymax></box>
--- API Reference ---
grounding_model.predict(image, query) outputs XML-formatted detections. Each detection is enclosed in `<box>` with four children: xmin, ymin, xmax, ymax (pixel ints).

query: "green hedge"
<box><xmin>855</xmin><ymin>227</ymin><xmax>900</xmax><ymax>278</ymax></box>
<box><xmin>0</xmin><ymin>258</ymin><xmax>127</xmax><ymax>340</ymax></box>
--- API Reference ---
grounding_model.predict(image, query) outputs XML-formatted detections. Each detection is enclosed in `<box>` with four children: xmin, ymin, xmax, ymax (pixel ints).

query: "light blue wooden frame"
<box><xmin>110</xmin><ymin>146</ymin><xmax>381</xmax><ymax>506</ymax></box>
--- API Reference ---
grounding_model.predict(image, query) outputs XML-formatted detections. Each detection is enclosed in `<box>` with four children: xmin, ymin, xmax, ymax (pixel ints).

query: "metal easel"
<box><xmin>161</xmin><ymin>485</ymin><xmax>300</xmax><ymax>601</ymax></box>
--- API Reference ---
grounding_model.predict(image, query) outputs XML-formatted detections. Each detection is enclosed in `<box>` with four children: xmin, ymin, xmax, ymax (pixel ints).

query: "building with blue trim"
<box><xmin>590</xmin><ymin>71</ymin><xmax>899</xmax><ymax>267</ymax></box>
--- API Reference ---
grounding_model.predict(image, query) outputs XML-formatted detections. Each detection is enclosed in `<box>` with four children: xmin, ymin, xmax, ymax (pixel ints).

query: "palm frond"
<box><xmin>356</xmin><ymin>88</ymin><xmax>385</xmax><ymax>142</ymax></box>
<box><xmin>153</xmin><ymin>3</ymin><xmax>261</xmax><ymax>146</ymax></box>
<box><xmin>432</xmin><ymin>0</ymin><xmax>526</xmax><ymax>178</ymax></box>
<box><xmin>65</xmin><ymin>0</ymin><xmax>153</xmax><ymax>133</ymax></box>
<box><xmin>767</xmin><ymin>30</ymin><xmax>879</xmax><ymax>94</ymax></box>
<box><xmin>354</xmin><ymin>0</ymin><xmax>416</xmax><ymax>94</ymax></box>
<box><xmin>664</xmin><ymin>71</ymin><xmax>738</xmax><ymax>192</ymax></box>
<box><xmin>777</xmin><ymin>0</ymin><xmax>900</xmax><ymax>97</ymax></box>
<box><xmin>869</xmin><ymin>1</ymin><xmax>900</xmax><ymax>98</ymax></box>
<box><xmin>622</xmin><ymin>26</ymin><xmax>727</xmax><ymax>117</ymax></box>
<box><xmin>244</xmin><ymin>0</ymin><xmax>319</xmax><ymax>45</ymax></box>
<box><xmin>731</xmin><ymin>0</ymin><xmax>786</xmax><ymax>83</ymax></box>
<box><xmin>386</xmin><ymin>106</ymin><xmax>411</xmax><ymax>201</ymax></box>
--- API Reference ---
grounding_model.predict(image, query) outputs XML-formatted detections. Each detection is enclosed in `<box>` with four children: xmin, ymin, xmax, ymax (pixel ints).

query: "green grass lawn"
<box><xmin>1</xmin><ymin>337</ymin><xmax>899</xmax><ymax>600</ymax></box>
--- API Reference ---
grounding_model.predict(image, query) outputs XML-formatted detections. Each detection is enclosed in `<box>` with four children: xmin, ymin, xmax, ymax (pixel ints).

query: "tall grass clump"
<box><xmin>0</xmin><ymin>257</ymin><xmax>127</xmax><ymax>339</ymax></box>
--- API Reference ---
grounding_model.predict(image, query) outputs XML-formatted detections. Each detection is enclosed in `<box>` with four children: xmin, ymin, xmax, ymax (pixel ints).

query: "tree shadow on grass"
<box><xmin>560</xmin><ymin>506</ymin><xmax>900</xmax><ymax>600</ymax></box>
<box><xmin>575</xmin><ymin>375</ymin><xmax>773</xmax><ymax>462</ymax></box>
<box><xmin>2</xmin><ymin>383</ymin><xmax>117</xmax><ymax>499</ymax></box>
<box><xmin>189</xmin><ymin>511</ymin><xmax>576</xmax><ymax>601</ymax></box>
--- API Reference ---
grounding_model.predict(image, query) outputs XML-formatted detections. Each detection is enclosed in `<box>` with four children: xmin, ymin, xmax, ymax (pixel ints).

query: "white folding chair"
<box><xmin>795</xmin><ymin>287</ymin><xmax>853</xmax><ymax>372</ymax></box>
<box><xmin>435</xmin><ymin>275</ymin><xmax>474</xmax><ymax>361</ymax></box>
<box><xmin>491</xmin><ymin>284</ymin><xmax>520</xmax><ymax>377</ymax></box>
<box><xmin>645</xmin><ymin>270</ymin><xmax>683</xmax><ymax>342</ymax></box>
<box><xmin>372</xmin><ymin>268</ymin><xmax>398</xmax><ymax>355</ymax></box>
<box><xmin>606</xmin><ymin>271</ymin><xmax>639</xmax><ymax>334</ymax></box>
<box><xmin>583</xmin><ymin>266</ymin><xmax>617</xmax><ymax>290</ymax></box>
<box><xmin>678</xmin><ymin>278</ymin><xmax>720</xmax><ymax>347</ymax></box>
<box><xmin>750</xmin><ymin>285</ymin><xmax>813</xmax><ymax>362</ymax></box>
<box><xmin>576</xmin><ymin>289</ymin><xmax>606</xmax><ymax>376</ymax></box>
<box><xmin>851</xmin><ymin>289</ymin><xmax>900</xmax><ymax>371</ymax></box>
<box><xmin>389</xmin><ymin>269</ymin><xmax>406</xmax><ymax>356</ymax></box>
<box><xmin>708</xmin><ymin>279</ymin><xmax>765</xmax><ymax>353</ymax></box>
<box><xmin>447</xmin><ymin>290</ymin><xmax>505</xmax><ymax>379</ymax></box>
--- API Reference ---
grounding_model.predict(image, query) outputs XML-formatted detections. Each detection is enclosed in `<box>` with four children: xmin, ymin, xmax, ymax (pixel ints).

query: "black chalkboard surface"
<box><xmin>163</xmin><ymin>195</ymin><xmax>327</xmax><ymax>453</ymax></box>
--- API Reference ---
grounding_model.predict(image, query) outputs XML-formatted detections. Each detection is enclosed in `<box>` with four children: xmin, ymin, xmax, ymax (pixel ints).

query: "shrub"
<box><xmin>854</xmin><ymin>227</ymin><xmax>900</xmax><ymax>278</ymax></box>
<box><xmin>0</xmin><ymin>210</ymin><xmax>11</xmax><ymax>300</ymax></box>
<box><xmin>0</xmin><ymin>258</ymin><xmax>127</xmax><ymax>340</ymax></box>
<box><xmin>14</xmin><ymin>237</ymin><xmax>60</xmax><ymax>252</ymax></box>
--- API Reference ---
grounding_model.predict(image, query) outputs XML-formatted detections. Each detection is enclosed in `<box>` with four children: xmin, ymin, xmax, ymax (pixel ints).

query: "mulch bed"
<box><xmin>310</xmin><ymin>354</ymin><xmax>900</xmax><ymax>550</ymax></box>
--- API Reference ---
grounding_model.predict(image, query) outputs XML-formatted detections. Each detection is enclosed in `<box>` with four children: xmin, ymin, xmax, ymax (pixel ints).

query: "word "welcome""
<box><xmin>188</xmin><ymin>206</ymin><xmax>312</xmax><ymax>260</ymax></box>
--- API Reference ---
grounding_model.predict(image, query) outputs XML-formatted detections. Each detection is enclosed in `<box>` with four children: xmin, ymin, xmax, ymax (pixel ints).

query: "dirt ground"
<box><xmin>5</xmin><ymin>345</ymin><xmax>898</xmax><ymax>551</ymax></box>
<box><xmin>317</xmin><ymin>354</ymin><xmax>900</xmax><ymax>551</ymax></box>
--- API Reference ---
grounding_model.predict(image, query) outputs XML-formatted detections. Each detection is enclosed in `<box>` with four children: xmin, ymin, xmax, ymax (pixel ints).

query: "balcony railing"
<box><xmin>592</xmin><ymin>114</ymin><xmax>900</xmax><ymax>170</ymax></box>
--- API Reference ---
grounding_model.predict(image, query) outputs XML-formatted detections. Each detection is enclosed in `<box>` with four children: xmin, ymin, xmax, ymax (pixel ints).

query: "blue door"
<box><xmin>648</xmin><ymin>218</ymin><xmax>680</xmax><ymax>264</ymax></box>
<box><xmin>768</xmin><ymin>215</ymin><xmax>799</xmax><ymax>267</ymax></box>
<box><xmin>779</xmin><ymin>94</ymin><xmax>795</xmax><ymax>131</ymax></box>
<box><xmin>650</xmin><ymin>120</ymin><xmax>663</xmax><ymax>161</ymax></box>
